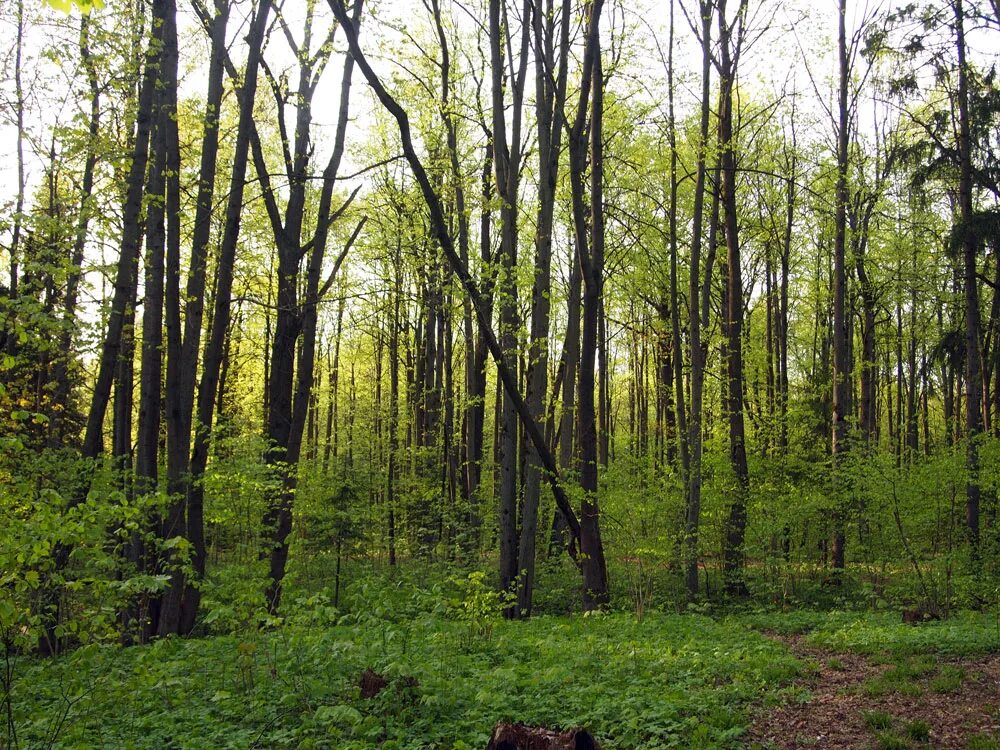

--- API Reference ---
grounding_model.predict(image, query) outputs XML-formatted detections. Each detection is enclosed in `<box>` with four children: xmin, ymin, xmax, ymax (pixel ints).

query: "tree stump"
<box><xmin>485</xmin><ymin>722</ymin><xmax>601</xmax><ymax>750</ymax></box>
<box><xmin>358</xmin><ymin>668</ymin><xmax>387</xmax><ymax>698</ymax></box>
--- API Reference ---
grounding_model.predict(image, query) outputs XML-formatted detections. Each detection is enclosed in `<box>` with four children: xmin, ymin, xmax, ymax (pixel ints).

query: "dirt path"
<box><xmin>747</xmin><ymin>634</ymin><xmax>1000</xmax><ymax>749</ymax></box>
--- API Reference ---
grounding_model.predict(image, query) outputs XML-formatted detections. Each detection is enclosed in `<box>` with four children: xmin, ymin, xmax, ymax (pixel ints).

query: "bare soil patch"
<box><xmin>747</xmin><ymin>633</ymin><xmax>1000</xmax><ymax>749</ymax></box>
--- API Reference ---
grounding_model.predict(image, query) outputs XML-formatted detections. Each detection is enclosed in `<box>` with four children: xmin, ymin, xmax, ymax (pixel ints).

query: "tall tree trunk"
<box><xmin>954</xmin><ymin>0</ymin><xmax>983</xmax><ymax>556</ymax></box>
<box><xmin>325</xmin><ymin>299</ymin><xmax>345</xmax><ymax>474</ymax></box>
<box><xmin>464</xmin><ymin>144</ymin><xmax>494</xmax><ymax>550</ymax></box>
<box><xmin>830</xmin><ymin>0</ymin><xmax>851</xmax><ymax>574</ymax></box>
<box><xmin>135</xmin><ymin>93</ymin><xmax>166</xmax><ymax>637</ymax></box>
<box><xmin>48</xmin><ymin>16</ymin><xmax>101</xmax><ymax>445</ymax></box>
<box><xmin>183</xmin><ymin>0</ymin><xmax>272</xmax><ymax>633</ymax></box>
<box><xmin>717</xmin><ymin>0</ymin><xmax>751</xmax><ymax>596</ymax></box>
<box><xmin>489</xmin><ymin>0</ymin><xmax>531</xmax><ymax>606</ymax></box>
<box><xmin>779</xmin><ymin>106</ymin><xmax>795</xmax><ymax>454</ymax></box>
<box><xmin>387</xmin><ymin>235</ymin><xmax>402</xmax><ymax>567</ymax></box>
<box><xmin>598</xmin><ymin>298</ymin><xmax>611</xmax><ymax>466</ymax></box>
<box><xmin>517</xmin><ymin>0</ymin><xmax>571</xmax><ymax>617</ymax></box>
<box><xmin>4</xmin><ymin>0</ymin><xmax>26</xmax><ymax>353</ymax></box>
<box><xmin>906</xmin><ymin>242</ymin><xmax>919</xmax><ymax>456</ymax></box>
<box><xmin>685</xmin><ymin>0</ymin><xmax>713</xmax><ymax>598</ymax></box>
<box><xmin>331</xmin><ymin>0</ymin><xmax>589</xmax><ymax>586</ymax></box>
<box><xmin>567</xmin><ymin>0</ymin><xmax>610</xmax><ymax>609</ymax></box>
<box><xmin>43</xmin><ymin>2</ymin><xmax>158</xmax><ymax>655</ymax></box>
<box><xmin>153</xmin><ymin>0</ymin><xmax>187</xmax><ymax>638</ymax></box>
<box><xmin>254</xmin><ymin>0</ymin><xmax>361</xmax><ymax>612</ymax></box>
<box><xmin>551</xmin><ymin>254</ymin><xmax>581</xmax><ymax>552</ymax></box>
<box><xmin>81</xmin><ymin>27</ymin><xmax>157</xmax><ymax>463</ymax></box>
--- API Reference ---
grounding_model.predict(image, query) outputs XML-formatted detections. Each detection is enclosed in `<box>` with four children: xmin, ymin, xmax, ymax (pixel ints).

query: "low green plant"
<box><xmin>11</xmin><ymin>611</ymin><xmax>803</xmax><ymax>749</ymax></box>
<box><xmin>931</xmin><ymin>664</ymin><xmax>965</xmax><ymax>693</ymax></box>
<box><xmin>891</xmin><ymin>655</ymin><xmax>937</xmax><ymax>679</ymax></box>
<box><xmin>861</xmin><ymin>673</ymin><xmax>923</xmax><ymax>697</ymax></box>
<box><xmin>875</xmin><ymin>730</ymin><xmax>910</xmax><ymax>750</ymax></box>
<box><xmin>968</xmin><ymin>733</ymin><xmax>1000</xmax><ymax>750</ymax></box>
<box><xmin>863</xmin><ymin>710</ymin><xmax>894</xmax><ymax>731</ymax></box>
<box><xmin>447</xmin><ymin>570</ymin><xmax>512</xmax><ymax>648</ymax></box>
<box><xmin>904</xmin><ymin>719</ymin><xmax>930</xmax><ymax>743</ymax></box>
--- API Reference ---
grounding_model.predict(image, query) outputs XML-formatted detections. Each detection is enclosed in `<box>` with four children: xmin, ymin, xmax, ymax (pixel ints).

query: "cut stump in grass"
<box><xmin>358</xmin><ymin>668</ymin><xmax>387</xmax><ymax>698</ymax></box>
<box><xmin>485</xmin><ymin>722</ymin><xmax>601</xmax><ymax>750</ymax></box>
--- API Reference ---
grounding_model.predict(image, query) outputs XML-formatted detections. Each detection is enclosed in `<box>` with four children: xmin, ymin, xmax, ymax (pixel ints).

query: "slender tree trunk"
<box><xmin>153</xmin><ymin>0</ymin><xmax>188</xmax><ymax>637</ymax></box>
<box><xmin>489</xmin><ymin>0</ymin><xmax>531</xmax><ymax>606</ymax></box>
<box><xmin>332</xmin><ymin>0</ymin><xmax>588</xmax><ymax>579</ymax></box>
<box><xmin>81</xmin><ymin>27</ymin><xmax>157</xmax><ymax>463</ymax></box>
<box><xmin>42</xmin><ymin>1</ymin><xmax>158</xmax><ymax>655</ymax></box>
<box><xmin>517</xmin><ymin>0</ymin><xmax>571</xmax><ymax>617</ymax></box>
<box><xmin>4</xmin><ymin>0</ymin><xmax>26</xmax><ymax>351</ymax></box>
<box><xmin>183</xmin><ymin>0</ymin><xmax>271</xmax><ymax>632</ymax></box>
<box><xmin>48</xmin><ymin>16</ymin><xmax>101</xmax><ymax>445</ymax></box>
<box><xmin>567</xmin><ymin>0</ymin><xmax>610</xmax><ymax>609</ymax></box>
<box><xmin>465</xmin><ymin>144</ymin><xmax>494</xmax><ymax>550</ymax></box>
<box><xmin>685</xmin><ymin>0</ymin><xmax>713</xmax><ymax>598</ymax></box>
<box><xmin>830</xmin><ymin>0</ymin><xmax>851</xmax><ymax>574</ymax></box>
<box><xmin>954</xmin><ymin>0</ymin><xmax>983</xmax><ymax>556</ymax></box>
<box><xmin>717</xmin><ymin>0</ymin><xmax>751</xmax><ymax>596</ymax></box>
<box><xmin>387</xmin><ymin>236</ymin><xmax>402</xmax><ymax>567</ymax></box>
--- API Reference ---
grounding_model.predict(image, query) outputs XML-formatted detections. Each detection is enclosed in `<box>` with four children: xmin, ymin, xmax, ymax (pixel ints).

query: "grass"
<box><xmin>738</xmin><ymin>609</ymin><xmax>1000</xmax><ymax>656</ymax></box>
<box><xmin>904</xmin><ymin>719</ymin><xmax>931</xmax><ymax>743</ymax></box>
<box><xmin>931</xmin><ymin>664</ymin><xmax>966</xmax><ymax>693</ymax></box>
<box><xmin>863</xmin><ymin>709</ymin><xmax>895</xmax><ymax>731</ymax></box>
<box><xmin>11</xmin><ymin>570</ymin><xmax>999</xmax><ymax>750</ymax></box>
<box><xmin>859</xmin><ymin>668</ymin><xmax>924</xmax><ymax>698</ymax></box>
<box><xmin>891</xmin><ymin>655</ymin><xmax>938</xmax><ymax>679</ymax></box>
<box><xmin>10</xmin><ymin>611</ymin><xmax>802</xmax><ymax>749</ymax></box>
<box><xmin>968</xmin><ymin>734</ymin><xmax>1000</xmax><ymax>750</ymax></box>
<box><xmin>875</xmin><ymin>731</ymin><xmax>910</xmax><ymax>750</ymax></box>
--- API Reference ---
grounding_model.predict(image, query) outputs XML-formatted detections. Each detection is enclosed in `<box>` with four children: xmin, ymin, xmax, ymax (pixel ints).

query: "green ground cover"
<box><xmin>9</xmin><ymin>571</ymin><xmax>1000</xmax><ymax>750</ymax></box>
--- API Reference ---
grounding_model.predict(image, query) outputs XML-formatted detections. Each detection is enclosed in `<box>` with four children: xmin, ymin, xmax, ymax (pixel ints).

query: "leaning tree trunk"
<box><xmin>330</xmin><ymin>0</ymin><xmax>589</xmax><ymax>568</ymax></box>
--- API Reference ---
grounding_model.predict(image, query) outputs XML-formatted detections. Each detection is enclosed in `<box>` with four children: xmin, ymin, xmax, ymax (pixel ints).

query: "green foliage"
<box><xmin>0</xmin><ymin>449</ymin><xmax>170</xmax><ymax>653</ymax></box>
<box><xmin>14</xmin><ymin>603</ymin><xmax>804</xmax><ymax>749</ymax></box>
<box><xmin>16</xmin><ymin>565</ymin><xmax>1000</xmax><ymax>748</ymax></box>
<box><xmin>44</xmin><ymin>0</ymin><xmax>105</xmax><ymax>13</ymax></box>
<box><xmin>447</xmin><ymin>571</ymin><xmax>511</xmax><ymax>646</ymax></box>
<box><xmin>803</xmin><ymin>612</ymin><xmax>1000</xmax><ymax>657</ymax></box>
<box><xmin>861</xmin><ymin>672</ymin><xmax>924</xmax><ymax>698</ymax></box>
<box><xmin>199</xmin><ymin>560</ymin><xmax>269</xmax><ymax>634</ymax></box>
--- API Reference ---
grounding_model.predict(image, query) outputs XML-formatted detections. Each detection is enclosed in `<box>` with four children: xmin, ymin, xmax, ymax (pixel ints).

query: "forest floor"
<box><xmin>741</xmin><ymin>609</ymin><xmax>1000</xmax><ymax>750</ymax></box>
<box><xmin>9</xmin><ymin>570</ymin><xmax>1000</xmax><ymax>749</ymax></box>
<box><xmin>747</xmin><ymin>633</ymin><xmax>1000</xmax><ymax>749</ymax></box>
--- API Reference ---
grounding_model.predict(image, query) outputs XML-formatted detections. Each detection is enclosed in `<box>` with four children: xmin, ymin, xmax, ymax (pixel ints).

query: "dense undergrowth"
<box><xmin>8</xmin><ymin>563</ymin><xmax>1000</xmax><ymax>750</ymax></box>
